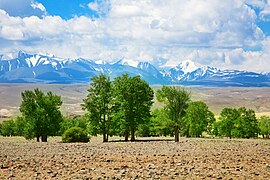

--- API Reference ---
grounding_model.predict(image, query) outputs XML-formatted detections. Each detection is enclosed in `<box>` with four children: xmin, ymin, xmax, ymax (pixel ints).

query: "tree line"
<box><xmin>0</xmin><ymin>74</ymin><xmax>270</xmax><ymax>142</ymax></box>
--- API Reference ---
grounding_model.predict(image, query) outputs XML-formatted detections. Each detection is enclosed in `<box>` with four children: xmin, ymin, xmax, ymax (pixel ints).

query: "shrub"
<box><xmin>0</xmin><ymin>120</ymin><xmax>16</xmax><ymax>136</ymax></box>
<box><xmin>59</xmin><ymin>116</ymin><xmax>89</xmax><ymax>135</ymax></box>
<box><xmin>62</xmin><ymin>127</ymin><xmax>90</xmax><ymax>143</ymax></box>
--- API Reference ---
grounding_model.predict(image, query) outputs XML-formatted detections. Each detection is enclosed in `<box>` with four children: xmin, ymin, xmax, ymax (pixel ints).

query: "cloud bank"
<box><xmin>0</xmin><ymin>0</ymin><xmax>270</xmax><ymax>72</ymax></box>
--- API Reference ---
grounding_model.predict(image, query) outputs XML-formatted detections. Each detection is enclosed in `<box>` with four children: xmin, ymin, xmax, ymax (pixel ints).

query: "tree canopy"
<box><xmin>216</xmin><ymin>107</ymin><xmax>259</xmax><ymax>139</ymax></box>
<box><xmin>218</xmin><ymin>108</ymin><xmax>240</xmax><ymax>139</ymax></box>
<box><xmin>1</xmin><ymin>74</ymin><xmax>266</xmax><ymax>142</ymax></box>
<box><xmin>113</xmin><ymin>74</ymin><xmax>154</xmax><ymax>141</ymax></box>
<box><xmin>184</xmin><ymin>101</ymin><xmax>215</xmax><ymax>137</ymax></box>
<box><xmin>82</xmin><ymin>74</ymin><xmax>113</xmax><ymax>142</ymax></box>
<box><xmin>259</xmin><ymin>116</ymin><xmax>270</xmax><ymax>138</ymax></box>
<box><xmin>156</xmin><ymin>86</ymin><xmax>190</xmax><ymax>142</ymax></box>
<box><xmin>19</xmin><ymin>88</ymin><xmax>63</xmax><ymax>142</ymax></box>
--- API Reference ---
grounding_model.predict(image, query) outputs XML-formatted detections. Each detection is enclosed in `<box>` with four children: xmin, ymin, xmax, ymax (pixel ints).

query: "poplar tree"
<box><xmin>82</xmin><ymin>74</ymin><xmax>113</xmax><ymax>142</ymax></box>
<box><xmin>156</xmin><ymin>86</ymin><xmax>190</xmax><ymax>142</ymax></box>
<box><xmin>113</xmin><ymin>74</ymin><xmax>154</xmax><ymax>141</ymax></box>
<box><xmin>20</xmin><ymin>88</ymin><xmax>63</xmax><ymax>142</ymax></box>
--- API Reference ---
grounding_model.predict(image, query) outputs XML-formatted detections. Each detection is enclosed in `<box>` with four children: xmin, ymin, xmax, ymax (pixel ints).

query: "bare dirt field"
<box><xmin>1</xmin><ymin>84</ymin><xmax>270</xmax><ymax>121</ymax></box>
<box><xmin>0</xmin><ymin>136</ymin><xmax>270</xmax><ymax>179</ymax></box>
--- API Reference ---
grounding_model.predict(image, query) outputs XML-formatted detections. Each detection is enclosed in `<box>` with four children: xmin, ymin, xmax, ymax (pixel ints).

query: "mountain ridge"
<box><xmin>0</xmin><ymin>51</ymin><xmax>269</xmax><ymax>87</ymax></box>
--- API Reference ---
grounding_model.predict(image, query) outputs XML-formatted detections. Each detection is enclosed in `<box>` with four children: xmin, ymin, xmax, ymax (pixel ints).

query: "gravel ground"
<box><xmin>0</xmin><ymin>136</ymin><xmax>270</xmax><ymax>179</ymax></box>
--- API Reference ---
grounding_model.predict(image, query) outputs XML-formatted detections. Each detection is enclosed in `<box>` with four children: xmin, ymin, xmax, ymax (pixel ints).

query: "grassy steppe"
<box><xmin>1</xmin><ymin>84</ymin><xmax>270</xmax><ymax>120</ymax></box>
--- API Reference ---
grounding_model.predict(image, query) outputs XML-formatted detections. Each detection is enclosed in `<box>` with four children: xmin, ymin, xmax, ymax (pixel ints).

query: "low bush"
<box><xmin>62</xmin><ymin>127</ymin><xmax>90</xmax><ymax>143</ymax></box>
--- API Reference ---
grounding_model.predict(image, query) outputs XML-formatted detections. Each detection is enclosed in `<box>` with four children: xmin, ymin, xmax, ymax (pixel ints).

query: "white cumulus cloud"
<box><xmin>0</xmin><ymin>0</ymin><xmax>46</xmax><ymax>18</ymax></box>
<box><xmin>0</xmin><ymin>0</ymin><xmax>270</xmax><ymax>72</ymax></box>
<box><xmin>31</xmin><ymin>1</ymin><xmax>46</xmax><ymax>13</ymax></box>
<box><xmin>88</xmin><ymin>2</ymin><xmax>99</xmax><ymax>11</ymax></box>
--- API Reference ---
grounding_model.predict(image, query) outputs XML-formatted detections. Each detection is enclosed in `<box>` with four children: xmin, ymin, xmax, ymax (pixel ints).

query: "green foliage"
<box><xmin>82</xmin><ymin>74</ymin><xmax>113</xmax><ymax>142</ymax></box>
<box><xmin>258</xmin><ymin>116</ymin><xmax>270</xmax><ymax>138</ymax></box>
<box><xmin>0</xmin><ymin>117</ymin><xmax>26</xmax><ymax>136</ymax></box>
<box><xmin>2</xmin><ymin>74</ymin><xmax>260</xmax><ymax>142</ymax></box>
<box><xmin>136</xmin><ymin>122</ymin><xmax>151</xmax><ymax>137</ymax></box>
<box><xmin>212</xmin><ymin>121</ymin><xmax>221</xmax><ymax>137</ymax></box>
<box><xmin>62</xmin><ymin>127</ymin><xmax>90</xmax><ymax>143</ymax></box>
<box><xmin>13</xmin><ymin>117</ymin><xmax>26</xmax><ymax>136</ymax></box>
<box><xmin>19</xmin><ymin>88</ymin><xmax>63</xmax><ymax>142</ymax></box>
<box><xmin>217</xmin><ymin>107</ymin><xmax>259</xmax><ymax>139</ymax></box>
<box><xmin>156</xmin><ymin>86</ymin><xmax>190</xmax><ymax>142</ymax></box>
<box><xmin>233</xmin><ymin>107</ymin><xmax>259</xmax><ymax>138</ymax></box>
<box><xmin>217</xmin><ymin>108</ymin><xmax>239</xmax><ymax>139</ymax></box>
<box><xmin>59</xmin><ymin>116</ymin><xmax>89</xmax><ymax>135</ymax></box>
<box><xmin>113</xmin><ymin>74</ymin><xmax>154</xmax><ymax>141</ymax></box>
<box><xmin>136</xmin><ymin>109</ymin><xmax>174</xmax><ymax>137</ymax></box>
<box><xmin>184</xmin><ymin>101</ymin><xmax>215</xmax><ymax>137</ymax></box>
<box><xmin>0</xmin><ymin>119</ymin><xmax>16</xmax><ymax>136</ymax></box>
<box><xmin>149</xmin><ymin>109</ymin><xmax>173</xmax><ymax>136</ymax></box>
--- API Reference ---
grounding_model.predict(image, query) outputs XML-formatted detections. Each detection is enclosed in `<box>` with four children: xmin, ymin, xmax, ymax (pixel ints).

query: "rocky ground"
<box><xmin>0</xmin><ymin>136</ymin><xmax>270</xmax><ymax>179</ymax></box>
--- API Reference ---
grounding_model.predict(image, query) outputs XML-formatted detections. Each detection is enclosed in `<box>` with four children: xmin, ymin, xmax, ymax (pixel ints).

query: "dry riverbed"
<box><xmin>0</xmin><ymin>136</ymin><xmax>270</xmax><ymax>179</ymax></box>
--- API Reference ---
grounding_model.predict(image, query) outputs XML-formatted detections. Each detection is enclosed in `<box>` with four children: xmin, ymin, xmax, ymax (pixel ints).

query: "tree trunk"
<box><xmin>186</xmin><ymin>128</ymin><xmax>190</xmax><ymax>138</ymax></box>
<box><xmin>41</xmin><ymin>135</ymin><xmax>47</xmax><ymax>142</ymax></box>
<box><xmin>36</xmin><ymin>136</ymin><xmax>40</xmax><ymax>142</ymax></box>
<box><xmin>130</xmin><ymin>127</ymin><xmax>135</xmax><ymax>142</ymax></box>
<box><xmin>102</xmin><ymin>117</ymin><xmax>108</xmax><ymax>142</ymax></box>
<box><xmin>103</xmin><ymin>133</ymin><xmax>108</xmax><ymax>142</ymax></box>
<box><xmin>174</xmin><ymin>127</ymin><xmax>179</xmax><ymax>142</ymax></box>
<box><xmin>124</xmin><ymin>127</ymin><xmax>129</xmax><ymax>141</ymax></box>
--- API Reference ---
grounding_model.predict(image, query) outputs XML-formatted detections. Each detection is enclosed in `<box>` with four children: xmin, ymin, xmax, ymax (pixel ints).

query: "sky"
<box><xmin>0</xmin><ymin>0</ymin><xmax>270</xmax><ymax>72</ymax></box>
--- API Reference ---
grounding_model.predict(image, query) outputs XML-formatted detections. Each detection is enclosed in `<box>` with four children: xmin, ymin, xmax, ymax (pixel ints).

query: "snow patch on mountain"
<box><xmin>115</xmin><ymin>59</ymin><xmax>139</xmax><ymax>68</ymax></box>
<box><xmin>28</xmin><ymin>55</ymin><xmax>40</xmax><ymax>66</ymax></box>
<box><xmin>95</xmin><ymin>60</ymin><xmax>107</xmax><ymax>65</ymax></box>
<box><xmin>177</xmin><ymin>60</ymin><xmax>198</xmax><ymax>73</ymax></box>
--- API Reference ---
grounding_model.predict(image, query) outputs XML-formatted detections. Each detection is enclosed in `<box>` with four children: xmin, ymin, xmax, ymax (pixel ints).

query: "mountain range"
<box><xmin>0</xmin><ymin>51</ymin><xmax>269</xmax><ymax>87</ymax></box>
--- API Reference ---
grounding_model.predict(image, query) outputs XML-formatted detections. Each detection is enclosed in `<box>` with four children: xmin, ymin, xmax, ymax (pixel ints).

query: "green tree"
<box><xmin>218</xmin><ymin>107</ymin><xmax>259</xmax><ymax>139</ymax></box>
<box><xmin>82</xmin><ymin>74</ymin><xmax>113</xmax><ymax>142</ymax></box>
<box><xmin>137</xmin><ymin>109</ymin><xmax>174</xmax><ymax>137</ymax></box>
<box><xmin>233</xmin><ymin>107</ymin><xmax>259</xmax><ymax>138</ymax></box>
<box><xmin>112</xmin><ymin>74</ymin><xmax>130</xmax><ymax>141</ymax></box>
<box><xmin>0</xmin><ymin>117</ymin><xmax>26</xmax><ymax>137</ymax></box>
<box><xmin>59</xmin><ymin>115</ymin><xmax>89</xmax><ymax>135</ymax></box>
<box><xmin>14</xmin><ymin>117</ymin><xmax>26</xmax><ymax>136</ymax></box>
<box><xmin>156</xmin><ymin>86</ymin><xmax>190</xmax><ymax>142</ymax></box>
<box><xmin>212</xmin><ymin>121</ymin><xmax>221</xmax><ymax>137</ymax></box>
<box><xmin>218</xmin><ymin>108</ymin><xmax>239</xmax><ymax>139</ymax></box>
<box><xmin>150</xmin><ymin>108</ymin><xmax>173</xmax><ymax>137</ymax></box>
<box><xmin>113</xmin><ymin>74</ymin><xmax>154</xmax><ymax>141</ymax></box>
<box><xmin>184</xmin><ymin>101</ymin><xmax>215</xmax><ymax>137</ymax></box>
<box><xmin>258</xmin><ymin>116</ymin><xmax>270</xmax><ymax>138</ymax></box>
<box><xmin>0</xmin><ymin>119</ymin><xmax>16</xmax><ymax>136</ymax></box>
<box><xmin>19</xmin><ymin>88</ymin><xmax>63</xmax><ymax>142</ymax></box>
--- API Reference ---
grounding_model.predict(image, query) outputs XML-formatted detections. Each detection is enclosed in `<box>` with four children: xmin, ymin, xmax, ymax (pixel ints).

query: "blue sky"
<box><xmin>38</xmin><ymin>0</ymin><xmax>100</xmax><ymax>19</ymax></box>
<box><xmin>0</xmin><ymin>0</ymin><xmax>270</xmax><ymax>72</ymax></box>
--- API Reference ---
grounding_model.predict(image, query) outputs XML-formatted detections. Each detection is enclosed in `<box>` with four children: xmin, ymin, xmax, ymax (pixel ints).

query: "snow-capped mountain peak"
<box><xmin>115</xmin><ymin>59</ymin><xmax>139</xmax><ymax>68</ymax></box>
<box><xmin>1</xmin><ymin>51</ymin><xmax>270</xmax><ymax>86</ymax></box>
<box><xmin>38</xmin><ymin>52</ymin><xmax>55</xmax><ymax>58</ymax></box>
<box><xmin>26</xmin><ymin>55</ymin><xmax>41</xmax><ymax>67</ymax></box>
<box><xmin>95</xmin><ymin>60</ymin><xmax>107</xmax><ymax>65</ymax></box>
<box><xmin>177</xmin><ymin>60</ymin><xmax>198</xmax><ymax>73</ymax></box>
